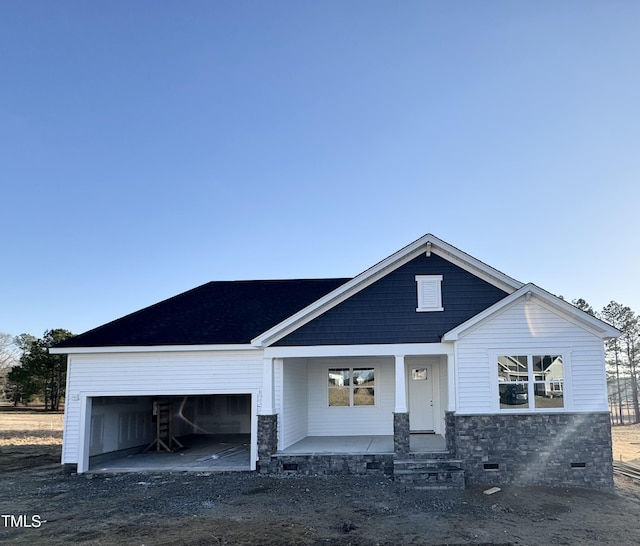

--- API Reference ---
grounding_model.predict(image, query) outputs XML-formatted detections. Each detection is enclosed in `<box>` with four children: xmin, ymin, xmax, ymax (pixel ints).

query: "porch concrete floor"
<box><xmin>90</xmin><ymin>434</ymin><xmax>251</xmax><ymax>473</ymax></box>
<box><xmin>279</xmin><ymin>434</ymin><xmax>446</xmax><ymax>455</ymax></box>
<box><xmin>410</xmin><ymin>432</ymin><xmax>447</xmax><ymax>453</ymax></box>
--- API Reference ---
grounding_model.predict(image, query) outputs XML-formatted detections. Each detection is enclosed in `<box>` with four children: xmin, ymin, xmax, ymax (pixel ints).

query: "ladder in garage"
<box><xmin>144</xmin><ymin>399</ymin><xmax>184</xmax><ymax>453</ymax></box>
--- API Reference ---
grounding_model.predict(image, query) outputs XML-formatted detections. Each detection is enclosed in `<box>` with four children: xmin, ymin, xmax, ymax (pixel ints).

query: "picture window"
<box><xmin>497</xmin><ymin>354</ymin><xmax>564</xmax><ymax>410</ymax></box>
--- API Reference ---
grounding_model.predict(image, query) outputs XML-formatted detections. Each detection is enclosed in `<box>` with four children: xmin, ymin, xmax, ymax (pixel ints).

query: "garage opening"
<box><xmin>88</xmin><ymin>394</ymin><xmax>252</xmax><ymax>472</ymax></box>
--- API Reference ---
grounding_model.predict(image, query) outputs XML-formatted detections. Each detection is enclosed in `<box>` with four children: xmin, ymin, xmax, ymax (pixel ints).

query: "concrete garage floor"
<box><xmin>90</xmin><ymin>434</ymin><xmax>251</xmax><ymax>473</ymax></box>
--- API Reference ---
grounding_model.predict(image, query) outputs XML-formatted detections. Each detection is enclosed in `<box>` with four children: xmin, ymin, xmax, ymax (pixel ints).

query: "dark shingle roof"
<box><xmin>56</xmin><ymin>278</ymin><xmax>351</xmax><ymax>348</ymax></box>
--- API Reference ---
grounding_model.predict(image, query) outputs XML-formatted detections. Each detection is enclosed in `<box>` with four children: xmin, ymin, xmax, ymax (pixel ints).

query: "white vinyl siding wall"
<box><xmin>62</xmin><ymin>350</ymin><xmax>263</xmax><ymax>465</ymax></box>
<box><xmin>456</xmin><ymin>299</ymin><xmax>608</xmax><ymax>414</ymax></box>
<box><xmin>306</xmin><ymin>357</ymin><xmax>394</xmax><ymax>437</ymax></box>
<box><xmin>280</xmin><ymin>359</ymin><xmax>308</xmax><ymax>450</ymax></box>
<box><xmin>274</xmin><ymin>359</ymin><xmax>283</xmax><ymax>419</ymax></box>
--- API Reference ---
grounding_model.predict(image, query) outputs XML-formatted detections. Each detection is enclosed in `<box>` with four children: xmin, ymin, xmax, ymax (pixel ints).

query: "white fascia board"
<box><xmin>431</xmin><ymin>247</ymin><xmax>524</xmax><ymax>294</ymax></box>
<box><xmin>252</xmin><ymin>233</ymin><xmax>524</xmax><ymax>347</ymax></box>
<box><xmin>522</xmin><ymin>285</ymin><xmax>621</xmax><ymax>339</ymax></box>
<box><xmin>263</xmin><ymin>343</ymin><xmax>454</xmax><ymax>359</ymax></box>
<box><xmin>49</xmin><ymin>344</ymin><xmax>259</xmax><ymax>355</ymax></box>
<box><xmin>427</xmin><ymin>236</ymin><xmax>524</xmax><ymax>294</ymax></box>
<box><xmin>442</xmin><ymin>284</ymin><xmax>621</xmax><ymax>341</ymax></box>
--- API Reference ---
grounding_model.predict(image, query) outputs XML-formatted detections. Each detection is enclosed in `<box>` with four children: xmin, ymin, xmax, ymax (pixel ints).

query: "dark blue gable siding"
<box><xmin>274</xmin><ymin>254</ymin><xmax>509</xmax><ymax>346</ymax></box>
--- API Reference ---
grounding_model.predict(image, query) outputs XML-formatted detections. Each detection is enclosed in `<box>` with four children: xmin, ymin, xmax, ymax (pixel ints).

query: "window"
<box><xmin>497</xmin><ymin>354</ymin><xmax>564</xmax><ymax>410</ymax></box>
<box><xmin>532</xmin><ymin>355</ymin><xmax>564</xmax><ymax>408</ymax></box>
<box><xmin>415</xmin><ymin>275</ymin><xmax>443</xmax><ymax>312</ymax></box>
<box><xmin>328</xmin><ymin>368</ymin><xmax>375</xmax><ymax>406</ymax></box>
<box><xmin>412</xmin><ymin>368</ymin><xmax>428</xmax><ymax>381</ymax></box>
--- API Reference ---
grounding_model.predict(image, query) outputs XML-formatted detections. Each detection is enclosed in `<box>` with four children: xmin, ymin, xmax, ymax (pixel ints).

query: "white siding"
<box><xmin>280</xmin><ymin>358</ymin><xmax>308</xmax><ymax>449</ymax></box>
<box><xmin>63</xmin><ymin>350</ymin><xmax>263</xmax><ymax>464</ymax></box>
<box><xmin>274</xmin><ymin>358</ymin><xmax>283</xmax><ymax>416</ymax></box>
<box><xmin>306</xmin><ymin>357</ymin><xmax>394</xmax><ymax>436</ymax></box>
<box><xmin>456</xmin><ymin>299</ymin><xmax>608</xmax><ymax>414</ymax></box>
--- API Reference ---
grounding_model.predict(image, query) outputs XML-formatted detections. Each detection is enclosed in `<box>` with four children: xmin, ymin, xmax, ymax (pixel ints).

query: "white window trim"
<box><xmin>327</xmin><ymin>366</ymin><xmax>377</xmax><ymax>408</ymax></box>
<box><xmin>491</xmin><ymin>349</ymin><xmax>572</xmax><ymax>413</ymax></box>
<box><xmin>415</xmin><ymin>275</ymin><xmax>444</xmax><ymax>312</ymax></box>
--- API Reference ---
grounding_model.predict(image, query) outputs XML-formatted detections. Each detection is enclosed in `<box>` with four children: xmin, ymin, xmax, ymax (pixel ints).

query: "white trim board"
<box><xmin>264</xmin><ymin>343</ymin><xmax>455</xmax><ymax>359</ymax></box>
<box><xmin>50</xmin><ymin>344</ymin><xmax>258</xmax><ymax>355</ymax></box>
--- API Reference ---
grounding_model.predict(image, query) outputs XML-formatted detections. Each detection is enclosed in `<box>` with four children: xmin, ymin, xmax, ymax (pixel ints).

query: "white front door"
<box><xmin>408</xmin><ymin>365</ymin><xmax>435</xmax><ymax>432</ymax></box>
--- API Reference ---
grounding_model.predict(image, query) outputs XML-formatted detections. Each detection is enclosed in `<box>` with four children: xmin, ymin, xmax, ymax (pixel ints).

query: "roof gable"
<box><xmin>252</xmin><ymin>234</ymin><xmax>524</xmax><ymax>347</ymax></box>
<box><xmin>442</xmin><ymin>283</ymin><xmax>620</xmax><ymax>341</ymax></box>
<box><xmin>273</xmin><ymin>253</ymin><xmax>509</xmax><ymax>346</ymax></box>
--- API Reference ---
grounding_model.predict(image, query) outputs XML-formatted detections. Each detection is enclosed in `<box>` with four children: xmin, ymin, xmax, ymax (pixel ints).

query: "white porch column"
<box><xmin>260</xmin><ymin>357</ymin><xmax>275</xmax><ymax>415</ymax></box>
<box><xmin>447</xmin><ymin>352</ymin><xmax>456</xmax><ymax>411</ymax></box>
<box><xmin>77</xmin><ymin>396</ymin><xmax>92</xmax><ymax>473</ymax></box>
<box><xmin>394</xmin><ymin>355</ymin><xmax>408</xmax><ymax>413</ymax></box>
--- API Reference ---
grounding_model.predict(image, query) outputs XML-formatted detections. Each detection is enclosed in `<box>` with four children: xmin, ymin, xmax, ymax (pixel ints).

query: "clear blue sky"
<box><xmin>1</xmin><ymin>1</ymin><xmax>639</xmax><ymax>339</ymax></box>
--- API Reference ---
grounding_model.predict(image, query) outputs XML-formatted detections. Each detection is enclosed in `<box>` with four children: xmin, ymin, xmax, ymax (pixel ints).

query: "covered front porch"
<box><xmin>264</xmin><ymin>430</ymin><xmax>456</xmax><ymax>481</ymax></box>
<box><xmin>257</xmin><ymin>344</ymin><xmax>456</xmax><ymax>472</ymax></box>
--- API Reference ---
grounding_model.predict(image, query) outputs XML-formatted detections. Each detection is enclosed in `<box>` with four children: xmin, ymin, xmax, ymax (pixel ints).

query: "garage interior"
<box><xmin>88</xmin><ymin>394</ymin><xmax>251</xmax><ymax>472</ymax></box>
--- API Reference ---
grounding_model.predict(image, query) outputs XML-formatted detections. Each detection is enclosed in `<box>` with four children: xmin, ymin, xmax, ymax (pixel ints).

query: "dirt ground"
<box><xmin>1</xmin><ymin>407</ymin><xmax>640</xmax><ymax>545</ymax></box>
<box><xmin>611</xmin><ymin>422</ymin><xmax>640</xmax><ymax>465</ymax></box>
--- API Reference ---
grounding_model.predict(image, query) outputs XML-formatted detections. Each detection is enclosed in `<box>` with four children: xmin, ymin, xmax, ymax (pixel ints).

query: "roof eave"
<box><xmin>50</xmin><ymin>344</ymin><xmax>259</xmax><ymax>355</ymax></box>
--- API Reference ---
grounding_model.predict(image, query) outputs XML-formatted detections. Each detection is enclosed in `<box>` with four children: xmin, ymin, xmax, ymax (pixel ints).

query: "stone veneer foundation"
<box><xmin>450</xmin><ymin>411</ymin><xmax>613</xmax><ymax>488</ymax></box>
<box><xmin>270</xmin><ymin>454</ymin><xmax>394</xmax><ymax>476</ymax></box>
<box><xmin>257</xmin><ymin>411</ymin><xmax>613</xmax><ymax>489</ymax></box>
<box><xmin>257</xmin><ymin>414</ymin><xmax>278</xmax><ymax>473</ymax></box>
<box><xmin>393</xmin><ymin>412</ymin><xmax>410</xmax><ymax>456</ymax></box>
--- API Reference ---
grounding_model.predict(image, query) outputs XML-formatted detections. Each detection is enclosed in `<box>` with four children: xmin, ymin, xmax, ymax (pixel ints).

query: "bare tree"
<box><xmin>602</xmin><ymin>302</ymin><xmax>639</xmax><ymax>424</ymax></box>
<box><xmin>0</xmin><ymin>333</ymin><xmax>19</xmax><ymax>401</ymax></box>
<box><xmin>620</xmin><ymin>310</ymin><xmax>640</xmax><ymax>423</ymax></box>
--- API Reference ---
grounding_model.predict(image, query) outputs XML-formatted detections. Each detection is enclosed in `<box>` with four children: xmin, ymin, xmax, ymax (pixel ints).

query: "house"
<box><xmin>51</xmin><ymin>234</ymin><xmax>619</xmax><ymax>488</ymax></box>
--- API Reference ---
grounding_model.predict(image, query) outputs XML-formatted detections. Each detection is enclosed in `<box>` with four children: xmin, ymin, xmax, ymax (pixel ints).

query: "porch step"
<box><xmin>404</xmin><ymin>451</ymin><xmax>452</xmax><ymax>460</ymax></box>
<box><xmin>393</xmin><ymin>458</ymin><xmax>465</xmax><ymax>489</ymax></box>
